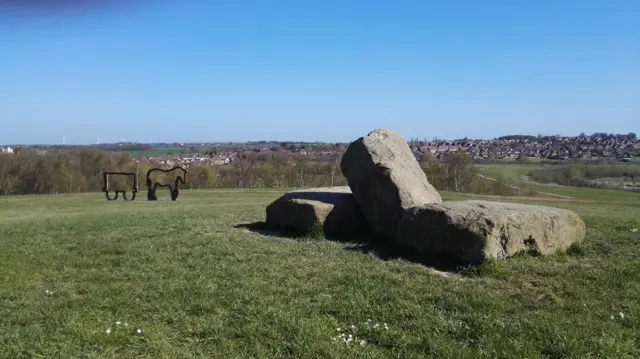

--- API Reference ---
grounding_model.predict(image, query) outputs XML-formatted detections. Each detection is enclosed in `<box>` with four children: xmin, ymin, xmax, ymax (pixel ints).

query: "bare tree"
<box><xmin>330</xmin><ymin>144</ymin><xmax>346</xmax><ymax>187</ymax></box>
<box><xmin>233</xmin><ymin>153</ymin><xmax>252</xmax><ymax>188</ymax></box>
<box><xmin>443</xmin><ymin>152</ymin><xmax>476</xmax><ymax>192</ymax></box>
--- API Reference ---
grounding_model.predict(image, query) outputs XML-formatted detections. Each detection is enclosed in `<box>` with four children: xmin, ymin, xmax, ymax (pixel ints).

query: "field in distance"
<box><xmin>475</xmin><ymin>163</ymin><xmax>640</xmax><ymax>202</ymax></box>
<box><xmin>0</xmin><ymin>185</ymin><xmax>639</xmax><ymax>358</ymax></box>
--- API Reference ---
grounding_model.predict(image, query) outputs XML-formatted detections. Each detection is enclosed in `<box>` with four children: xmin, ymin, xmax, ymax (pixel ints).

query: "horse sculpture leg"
<box><xmin>147</xmin><ymin>186</ymin><xmax>157</xmax><ymax>201</ymax></box>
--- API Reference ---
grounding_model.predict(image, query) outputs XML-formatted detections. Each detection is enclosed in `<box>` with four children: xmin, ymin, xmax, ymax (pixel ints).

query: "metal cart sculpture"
<box><xmin>102</xmin><ymin>172</ymin><xmax>138</xmax><ymax>201</ymax></box>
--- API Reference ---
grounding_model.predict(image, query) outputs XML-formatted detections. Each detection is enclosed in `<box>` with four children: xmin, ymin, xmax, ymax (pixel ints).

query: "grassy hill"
<box><xmin>0</xmin><ymin>188</ymin><xmax>639</xmax><ymax>358</ymax></box>
<box><xmin>122</xmin><ymin>146</ymin><xmax>187</xmax><ymax>157</ymax></box>
<box><xmin>476</xmin><ymin>164</ymin><xmax>640</xmax><ymax>202</ymax></box>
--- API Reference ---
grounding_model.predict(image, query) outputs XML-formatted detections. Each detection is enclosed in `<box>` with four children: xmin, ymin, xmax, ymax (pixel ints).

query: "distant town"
<box><xmin>1</xmin><ymin>132</ymin><xmax>638</xmax><ymax>167</ymax></box>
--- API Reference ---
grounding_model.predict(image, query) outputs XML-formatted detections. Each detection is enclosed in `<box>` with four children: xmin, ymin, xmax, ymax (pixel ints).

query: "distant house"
<box><xmin>0</xmin><ymin>147</ymin><xmax>14</xmax><ymax>154</ymax></box>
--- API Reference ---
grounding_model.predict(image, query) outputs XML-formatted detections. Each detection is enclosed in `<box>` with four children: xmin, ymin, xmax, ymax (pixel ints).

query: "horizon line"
<box><xmin>2</xmin><ymin>131</ymin><xmax>638</xmax><ymax>147</ymax></box>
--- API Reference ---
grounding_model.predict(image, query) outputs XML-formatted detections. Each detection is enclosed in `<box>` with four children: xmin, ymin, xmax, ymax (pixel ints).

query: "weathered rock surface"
<box><xmin>265</xmin><ymin>187</ymin><xmax>369</xmax><ymax>239</ymax></box>
<box><xmin>396</xmin><ymin>200</ymin><xmax>586</xmax><ymax>264</ymax></box>
<box><xmin>340</xmin><ymin>129</ymin><xmax>442</xmax><ymax>238</ymax></box>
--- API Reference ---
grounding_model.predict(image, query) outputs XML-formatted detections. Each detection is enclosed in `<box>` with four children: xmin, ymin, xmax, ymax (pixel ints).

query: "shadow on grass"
<box><xmin>233</xmin><ymin>221</ymin><xmax>472</xmax><ymax>272</ymax></box>
<box><xmin>233</xmin><ymin>221</ymin><xmax>359</xmax><ymax>243</ymax></box>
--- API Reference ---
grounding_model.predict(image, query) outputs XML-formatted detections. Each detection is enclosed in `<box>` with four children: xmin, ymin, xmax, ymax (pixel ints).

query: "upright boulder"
<box><xmin>266</xmin><ymin>187</ymin><xmax>369</xmax><ymax>239</ymax></box>
<box><xmin>396</xmin><ymin>200</ymin><xmax>586</xmax><ymax>265</ymax></box>
<box><xmin>340</xmin><ymin>129</ymin><xmax>442</xmax><ymax>238</ymax></box>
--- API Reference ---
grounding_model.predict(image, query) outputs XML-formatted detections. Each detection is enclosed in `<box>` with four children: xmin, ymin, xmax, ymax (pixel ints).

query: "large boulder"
<box><xmin>396</xmin><ymin>200</ymin><xmax>586</xmax><ymax>265</ymax></box>
<box><xmin>340</xmin><ymin>129</ymin><xmax>442</xmax><ymax>238</ymax></box>
<box><xmin>266</xmin><ymin>187</ymin><xmax>369</xmax><ymax>239</ymax></box>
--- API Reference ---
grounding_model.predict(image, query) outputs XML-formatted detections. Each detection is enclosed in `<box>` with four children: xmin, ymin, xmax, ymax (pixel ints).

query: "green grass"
<box><xmin>476</xmin><ymin>164</ymin><xmax>640</xmax><ymax>202</ymax></box>
<box><xmin>1</xmin><ymin>189</ymin><xmax>639</xmax><ymax>358</ymax></box>
<box><xmin>475</xmin><ymin>164</ymin><xmax>536</xmax><ymax>182</ymax></box>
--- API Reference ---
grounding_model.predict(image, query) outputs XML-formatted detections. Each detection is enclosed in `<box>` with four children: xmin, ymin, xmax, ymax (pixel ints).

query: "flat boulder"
<box><xmin>266</xmin><ymin>187</ymin><xmax>369</xmax><ymax>239</ymax></box>
<box><xmin>340</xmin><ymin>129</ymin><xmax>442</xmax><ymax>238</ymax></box>
<box><xmin>396</xmin><ymin>200</ymin><xmax>586</xmax><ymax>265</ymax></box>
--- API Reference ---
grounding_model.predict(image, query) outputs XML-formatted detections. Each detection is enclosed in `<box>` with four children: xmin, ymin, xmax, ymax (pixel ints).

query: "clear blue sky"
<box><xmin>0</xmin><ymin>0</ymin><xmax>638</xmax><ymax>145</ymax></box>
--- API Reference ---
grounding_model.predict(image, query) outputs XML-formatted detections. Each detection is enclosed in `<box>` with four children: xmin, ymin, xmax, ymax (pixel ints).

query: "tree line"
<box><xmin>0</xmin><ymin>148</ymin><xmax>517</xmax><ymax>196</ymax></box>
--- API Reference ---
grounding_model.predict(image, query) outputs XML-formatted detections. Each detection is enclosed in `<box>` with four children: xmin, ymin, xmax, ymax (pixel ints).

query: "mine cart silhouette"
<box><xmin>102</xmin><ymin>172</ymin><xmax>138</xmax><ymax>201</ymax></box>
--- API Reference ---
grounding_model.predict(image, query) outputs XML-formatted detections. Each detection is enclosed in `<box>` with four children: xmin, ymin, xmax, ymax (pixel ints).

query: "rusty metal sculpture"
<box><xmin>102</xmin><ymin>172</ymin><xmax>138</xmax><ymax>201</ymax></box>
<box><xmin>146</xmin><ymin>166</ymin><xmax>187</xmax><ymax>201</ymax></box>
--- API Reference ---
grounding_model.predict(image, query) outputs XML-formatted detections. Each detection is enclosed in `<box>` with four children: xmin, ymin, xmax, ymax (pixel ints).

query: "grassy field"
<box><xmin>1</xmin><ymin>188</ymin><xmax>639</xmax><ymax>358</ymax></box>
<box><xmin>476</xmin><ymin>164</ymin><xmax>640</xmax><ymax>202</ymax></box>
<box><xmin>117</xmin><ymin>146</ymin><xmax>187</xmax><ymax>157</ymax></box>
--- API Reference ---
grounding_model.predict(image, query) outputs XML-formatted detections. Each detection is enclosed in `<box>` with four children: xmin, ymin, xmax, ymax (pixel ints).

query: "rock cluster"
<box><xmin>265</xmin><ymin>129</ymin><xmax>586</xmax><ymax>265</ymax></box>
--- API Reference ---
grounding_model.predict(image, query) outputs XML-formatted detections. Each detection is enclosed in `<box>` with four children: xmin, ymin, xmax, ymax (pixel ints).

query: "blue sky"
<box><xmin>0</xmin><ymin>0</ymin><xmax>638</xmax><ymax>145</ymax></box>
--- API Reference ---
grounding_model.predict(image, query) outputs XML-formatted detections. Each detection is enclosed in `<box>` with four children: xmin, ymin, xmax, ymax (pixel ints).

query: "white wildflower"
<box><xmin>136</xmin><ymin>329</ymin><xmax>142</xmax><ymax>334</ymax></box>
<box><xmin>610</xmin><ymin>315</ymin><xmax>615</xmax><ymax>320</ymax></box>
<box><xmin>332</xmin><ymin>319</ymin><xmax>387</xmax><ymax>346</ymax></box>
<box><xmin>620</xmin><ymin>312</ymin><xmax>625</xmax><ymax>319</ymax></box>
<box><xmin>106</xmin><ymin>328</ymin><xmax>111</xmax><ymax>334</ymax></box>
<box><xmin>115</xmin><ymin>321</ymin><xmax>121</xmax><ymax>326</ymax></box>
<box><xmin>631</xmin><ymin>228</ymin><xmax>638</xmax><ymax>233</ymax></box>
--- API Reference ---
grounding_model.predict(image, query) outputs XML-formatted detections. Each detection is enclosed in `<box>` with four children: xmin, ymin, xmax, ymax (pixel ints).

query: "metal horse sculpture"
<box><xmin>146</xmin><ymin>166</ymin><xmax>187</xmax><ymax>201</ymax></box>
<box><xmin>102</xmin><ymin>172</ymin><xmax>138</xmax><ymax>201</ymax></box>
